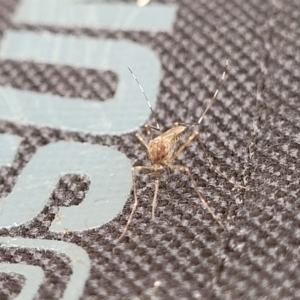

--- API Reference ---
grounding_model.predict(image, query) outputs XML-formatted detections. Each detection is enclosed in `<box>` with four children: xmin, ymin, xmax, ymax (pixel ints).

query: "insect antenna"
<box><xmin>197</xmin><ymin>58</ymin><xmax>229</xmax><ymax>125</ymax></box>
<box><xmin>179</xmin><ymin>58</ymin><xmax>229</xmax><ymax>127</ymax></box>
<box><xmin>127</xmin><ymin>67</ymin><xmax>160</xmax><ymax>131</ymax></box>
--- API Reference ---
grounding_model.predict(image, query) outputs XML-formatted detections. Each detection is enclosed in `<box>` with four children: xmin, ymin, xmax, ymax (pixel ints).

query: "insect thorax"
<box><xmin>148</xmin><ymin>138</ymin><xmax>170</xmax><ymax>164</ymax></box>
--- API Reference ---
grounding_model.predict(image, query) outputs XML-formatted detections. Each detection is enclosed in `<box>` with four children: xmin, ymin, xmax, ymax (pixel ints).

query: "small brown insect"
<box><xmin>120</xmin><ymin>59</ymin><xmax>230</xmax><ymax>239</ymax></box>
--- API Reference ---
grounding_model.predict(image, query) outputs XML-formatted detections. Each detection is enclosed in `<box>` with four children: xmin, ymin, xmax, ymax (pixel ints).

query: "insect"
<box><xmin>120</xmin><ymin>59</ymin><xmax>230</xmax><ymax>239</ymax></box>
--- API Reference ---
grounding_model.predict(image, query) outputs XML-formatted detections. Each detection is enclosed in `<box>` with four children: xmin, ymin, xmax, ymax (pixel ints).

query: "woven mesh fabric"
<box><xmin>0</xmin><ymin>0</ymin><xmax>300</xmax><ymax>299</ymax></box>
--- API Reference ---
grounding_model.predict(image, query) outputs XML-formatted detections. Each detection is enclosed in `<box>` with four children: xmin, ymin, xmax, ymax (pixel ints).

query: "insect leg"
<box><xmin>152</xmin><ymin>176</ymin><xmax>160</xmax><ymax>219</ymax></box>
<box><xmin>169</xmin><ymin>165</ymin><xmax>227</xmax><ymax>231</ymax></box>
<box><xmin>119</xmin><ymin>166</ymin><xmax>154</xmax><ymax>239</ymax></box>
<box><xmin>173</xmin><ymin>131</ymin><xmax>199</xmax><ymax>160</ymax></box>
<box><xmin>136</xmin><ymin>133</ymin><xmax>149</xmax><ymax>150</ymax></box>
<box><xmin>144</xmin><ymin>124</ymin><xmax>153</xmax><ymax>139</ymax></box>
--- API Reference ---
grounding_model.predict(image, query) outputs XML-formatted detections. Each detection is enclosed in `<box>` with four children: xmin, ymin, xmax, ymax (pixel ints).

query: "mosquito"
<box><xmin>120</xmin><ymin>58</ymin><xmax>235</xmax><ymax>239</ymax></box>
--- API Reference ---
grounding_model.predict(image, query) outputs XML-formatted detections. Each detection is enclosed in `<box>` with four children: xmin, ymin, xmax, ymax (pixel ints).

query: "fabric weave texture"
<box><xmin>0</xmin><ymin>0</ymin><xmax>300</xmax><ymax>299</ymax></box>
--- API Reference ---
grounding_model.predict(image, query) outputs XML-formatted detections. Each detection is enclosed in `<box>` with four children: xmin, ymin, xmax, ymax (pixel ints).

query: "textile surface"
<box><xmin>0</xmin><ymin>0</ymin><xmax>300</xmax><ymax>299</ymax></box>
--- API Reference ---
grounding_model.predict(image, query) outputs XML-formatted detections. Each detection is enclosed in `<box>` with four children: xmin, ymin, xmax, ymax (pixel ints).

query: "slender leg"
<box><xmin>198</xmin><ymin>137</ymin><xmax>249</xmax><ymax>190</ymax></box>
<box><xmin>119</xmin><ymin>166</ymin><xmax>154</xmax><ymax>240</ymax></box>
<box><xmin>169</xmin><ymin>165</ymin><xmax>227</xmax><ymax>231</ymax></box>
<box><xmin>136</xmin><ymin>133</ymin><xmax>149</xmax><ymax>150</ymax></box>
<box><xmin>152</xmin><ymin>176</ymin><xmax>160</xmax><ymax>219</ymax></box>
<box><xmin>173</xmin><ymin>131</ymin><xmax>199</xmax><ymax>159</ymax></box>
<box><xmin>144</xmin><ymin>124</ymin><xmax>153</xmax><ymax>140</ymax></box>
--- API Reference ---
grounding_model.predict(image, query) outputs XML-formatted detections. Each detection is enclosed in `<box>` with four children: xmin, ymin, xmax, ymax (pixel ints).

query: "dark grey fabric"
<box><xmin>0</xmin><ymin>0</ymin><xmax>300</xmax><ymax>299</ymax></box>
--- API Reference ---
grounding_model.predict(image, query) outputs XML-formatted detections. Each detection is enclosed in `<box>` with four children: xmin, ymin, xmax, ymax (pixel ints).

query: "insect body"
<box><xmin>120</xmin><ymin>60</ymin><xmax>229</xmax><ymax>239</ymax></box>
<box><xmin>148</xmin><ymin>124</ymin><xmax>187</xmax><ymax>164</ymax></box>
